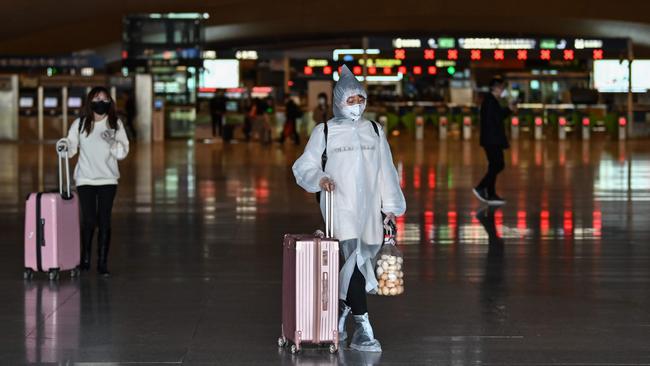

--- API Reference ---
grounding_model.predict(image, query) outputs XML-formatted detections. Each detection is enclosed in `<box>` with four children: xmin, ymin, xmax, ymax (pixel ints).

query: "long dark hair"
<box><xmin>80</xmin><ymin>86</ymin><xmax>119</xmax><ymax>136</ymax></box>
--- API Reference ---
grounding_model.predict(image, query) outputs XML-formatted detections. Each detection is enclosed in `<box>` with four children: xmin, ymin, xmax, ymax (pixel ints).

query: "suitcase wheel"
<box><xmin>70</xmin><ymin>268</ymin><xmax>81</xmax><ymax>278</ymax></box>
<box><xmin>23</xmin><ymin>268</ymin><xmax>34</xmax><ymax>280</ymax></box>
<box><xmin>48</xmin><ymin>269</ymin><xmax>60</xmax><ymax>281</ymax></box>
<box><xmin>290</xmin><ymin>344</ymin><xmax>299</xmax><ymax>354</ymax></box>
<box><xmin>277</xmin><ymin>336</ymin><xmax>287</xmax><ymax>348</ymax></box>
<box><xmin>329</xmin><ymin>344</ymin><xmax>338</xmax><ymax>354</ymax></box>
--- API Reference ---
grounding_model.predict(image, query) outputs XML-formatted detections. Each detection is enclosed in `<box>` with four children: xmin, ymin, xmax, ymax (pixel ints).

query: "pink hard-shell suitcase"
<box><xmin>279</xmin><ymin>192</ymin><xmax>340</xmax><ymax>354</ymax></box>
<box><xmin>24</xmin><ymin>140</ymin><xmax>80</xmax><ymax>280</ymax></box>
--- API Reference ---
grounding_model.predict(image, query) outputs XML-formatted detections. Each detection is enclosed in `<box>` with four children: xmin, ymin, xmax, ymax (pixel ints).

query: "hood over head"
<box><xmin>333</xmin><ymin>65</ymin><xmax>367</xmax><ymax>121</ymax></box>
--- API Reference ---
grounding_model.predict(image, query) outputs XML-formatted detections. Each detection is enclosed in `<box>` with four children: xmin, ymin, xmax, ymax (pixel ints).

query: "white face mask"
<box><xmin>341</xmin><ymin>103</ymin><xmax>365</xmax><ymax>121</ymax></box>
<box><xmin>318</xmin><ymin>98</ymin><xmax>326</xmax><ymax>106</ymax></box>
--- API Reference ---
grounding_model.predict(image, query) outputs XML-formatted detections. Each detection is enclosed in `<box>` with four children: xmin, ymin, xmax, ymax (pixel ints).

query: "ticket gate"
<box><xmin>558</xmin><ymin>117</ymin><xmax>568</xmax><ymax>140</ymax></box>
<box><xmin>581</xmin><ymin>117</ymin><xmax>591</xmax><ymax>140</ymax></box>
<box><xmin>19</xmin><ymin>89</ymin><xmax>39</xmax><ymax>141</ymax></box>
<box><xmin>462</xmin><ymin>116</ymin><xmax>472</xmax><ymax>140</ymax></box>
<box><xmin>42</xmin><ymin>88</ymin><xmax>64</xmax><ymax>141</ymax></box>
<box><xmin>534</xmin><ymin>117</ymin><xmax>544</xmax><ymax>140</ymax></box>
<box><xmin>415</xmin><ymin>115</ymin><xmax>424</xmax><ymax>141</ymax></box>
<box><xmin>438</xmin><ymin>116</ymin><xmax>448</xmax><ymax>140</ymax></box>
<box><xmin>618</xmin><ymin>117</ymin><xmax>627</xmax><ymax>140</ymax></box>
<box><xmin>510</xmin><ymin>116</ymin><xmax>520</xmax><ymax>139</ymax></box>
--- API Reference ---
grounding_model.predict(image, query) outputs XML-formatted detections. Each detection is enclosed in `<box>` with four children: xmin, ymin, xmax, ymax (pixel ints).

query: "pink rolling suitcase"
<box><xmin>279</xmin><ymin>192</ymin><xmax>340</xmax><ymax>354</ymax></box>
<box><xmin>24</xmin><ymin>140</ymin><xmax>80</xmax><ymax>280</ymax></box>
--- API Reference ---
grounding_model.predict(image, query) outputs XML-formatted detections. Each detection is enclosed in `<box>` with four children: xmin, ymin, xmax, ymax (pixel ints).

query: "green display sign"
<box><xmin>438</xmin><ymin>38</ymin><xmax>456</xmax><ymax>49</ymax></box>
<box><xmin>540</xmin><ymin>39</ymin><xmax>557</xmax><ymax>49</ymax></box>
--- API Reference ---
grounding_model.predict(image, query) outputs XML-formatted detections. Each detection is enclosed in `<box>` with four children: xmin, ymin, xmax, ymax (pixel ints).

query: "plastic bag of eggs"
<box><xmin>375</xmin><ymin>254</ymin><xmax>404</xmax><ymax>296</ymax></box>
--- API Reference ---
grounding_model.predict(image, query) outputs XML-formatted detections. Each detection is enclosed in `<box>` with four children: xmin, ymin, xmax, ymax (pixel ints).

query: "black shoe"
<box><xmin>487</xmin><ymin>194</ymin><xmax>506</xmax><ymax>206</ymax></box>
<box><xmin>472</xmin><ymin>187</ymin><xmax>489</xmax><ymax>203</ymax></box>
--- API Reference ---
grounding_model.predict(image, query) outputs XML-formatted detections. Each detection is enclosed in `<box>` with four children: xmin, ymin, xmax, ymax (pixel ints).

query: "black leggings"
<box><xmin>77</xmin><ymin>185</ymin><xmax>117</xmax><ymax>253</ymax></box>
<box><xmin>345</xmin><ymin>266</ymin><xmax>368</xmax><ymax>315</ymax></box>
<box><xmin>476</xmin><ymin>146</ymin><xmax>505</xmax><ymax>196</ymax></box>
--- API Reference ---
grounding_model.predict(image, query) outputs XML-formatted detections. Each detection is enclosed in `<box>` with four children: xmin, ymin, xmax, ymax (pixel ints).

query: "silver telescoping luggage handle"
<box><xmin>325</xmin><ymin>191</ymin><xmax>334</xmax><ymax>238</ymax></box>
<box><xmin>55</xmin><ymin>139</ymin><xmax>72</xmax><ymax>199</ymax></box>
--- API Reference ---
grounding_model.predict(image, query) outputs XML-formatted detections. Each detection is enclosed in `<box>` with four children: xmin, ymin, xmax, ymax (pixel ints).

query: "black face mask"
<box><xmin>91</xmin><ymin>101</ymin><xmax>111</xmax><ymax>115</ymax></box>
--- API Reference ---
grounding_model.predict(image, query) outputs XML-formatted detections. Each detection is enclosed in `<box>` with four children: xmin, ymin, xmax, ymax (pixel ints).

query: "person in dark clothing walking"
<box><xmin>210</xmin><ymin>92</ymin><xmax>227</xmax><ymax>137</ymax></box>
<box><xmin>473</xmin><ymin>76</ymin><xmax>515</xmax><ymax>206</ymax></box>
<box><xmin>279</xmin><ymin>97</ymin><xmax>303</xmax><ymax>145</ymax></box>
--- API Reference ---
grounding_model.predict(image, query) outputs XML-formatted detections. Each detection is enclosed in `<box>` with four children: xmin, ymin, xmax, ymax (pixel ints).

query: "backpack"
<box><xmin>315</xmin><ymin>120</ymin><xmax>380</xmax><ymax>203</ymax></box>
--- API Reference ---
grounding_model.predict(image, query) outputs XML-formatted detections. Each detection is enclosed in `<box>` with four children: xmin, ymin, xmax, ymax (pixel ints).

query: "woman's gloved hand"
<box><xmin>383</xmin><ymin>212</ymin><xmax>396</xmax><ymax>231</ymax></box>
<box><xmin>101</xmin><ymin>129</ymin><xmax>116</xmax><ymax>144</ymax></box>
<box><xmin>319</xmin><ymin>177</ymin><xmax>336</xmax><ymax>192</ymax></box>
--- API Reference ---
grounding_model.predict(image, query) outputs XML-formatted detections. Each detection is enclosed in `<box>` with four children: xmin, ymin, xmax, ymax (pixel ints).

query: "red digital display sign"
<box><xmin>470</xmin><ymin>50</ymin><xmax>481</xmax><ymax>60</ymax></box>
<box><xmin>304</xmin><ymin>66</ymin><xmax>313</xmax><ymax>75</ymax></box>
<box><xmin>494</xmin><ymin>50</ymin><xmax>505</xmax><ymax>60</ymax></box>
<box><xmin>353</xmin><ymin>66</ymin><xmax>362</xmax><ymax>75</ymax></box>
<box><xmin>398</xmin><ymin>66</ymin><xmax>407</xmax><ymax>74</ymax></box>
<box><xmin>563</xmin><ymin>49</ymin><xmax>575</xmax><ymax>61</ymax></box>
<box><xmin>323</xmin><ymin>66</ymin><xmax>332</xmax><ymax>75</ymax></box>
<box><xmin>368</xmin><ymin>66</ymin><xmax>377</xmax><ymax>75</ymax></box>
<box><xmin>517</xmin><ymin>50</ymin><xmax>528</xmax><ymax>61</ymax></box>
<box><xmin>383</xmin><ymin>67</ymin><xmax>392</xmax><ymax>75</ymax></box>
<box><xmin>447</xmin><ymin>49</ymin><xmax>458</xmax><ymax>60</ymax></box>
<box><xmin>424</xmin><ymin>49</ymin><xmax>435</xmax><ymax>60</ymax></box>
<box><xmin>428</xmin><ymin>66</ymin><xmax>437</xmax><ymax>75</ymax></box>
<box><xmin>540</xmin><ymin>50</ymin><xmax>551</xmax><ymax>60</ymax></box>
<box><xmin>593</xmin><ymin>49</ymin><xmax>604</xmax><ymax>60</ymax></box>
<box><xmin>413</xmin><ymin>66</ymin><xmax>422</xmax><ymax>75</ymax></box>
<box><xmin>395</xmin><ymin>49</ymin><xmax>406</xmax><ymax>60</ymax></box>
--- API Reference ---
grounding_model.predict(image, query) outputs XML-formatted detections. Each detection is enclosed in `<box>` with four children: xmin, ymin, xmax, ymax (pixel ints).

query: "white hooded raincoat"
<box><xmin>292</xmin><ymin>66</ymin><xmax>406</xmax><ymax>300</ymax></box>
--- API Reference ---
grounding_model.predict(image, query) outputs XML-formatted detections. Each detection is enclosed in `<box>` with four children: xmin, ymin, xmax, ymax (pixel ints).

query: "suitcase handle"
<box><xmin>325</xmin><ymin>191</ymin><xmax>334</xmax><ymax>238</ymax></box>
<box><xmin>56</xmin><ymin>139</ymin><xmax>72</xmax><ymax>199</ymax></box>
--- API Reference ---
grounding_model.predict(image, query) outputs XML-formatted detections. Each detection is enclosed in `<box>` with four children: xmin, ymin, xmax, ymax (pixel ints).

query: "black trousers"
<box><xmin>77</xmin><ymin>185</ymin><xmax>117</xmax><ymax>257</ymax></box>
<box><xmin>211</xmin><ymin>114</ymin><xmax>223</xmax><ymax>137</ymax></box>
<box><xmin>476</xmin><ymin>146</ymin><xmax>505</xmax><ymax>196</ymax></box>
<box><xmin>344</xmin><ymin>266</ymin><xmax>368</xmax><ymax>315</ymax></box>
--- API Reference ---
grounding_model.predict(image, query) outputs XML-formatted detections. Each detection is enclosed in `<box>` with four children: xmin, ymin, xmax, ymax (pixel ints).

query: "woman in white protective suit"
<box><xmin>292</xmin><ymin>65</ymin><xmax>406</xmax><ymax>352</ymax></box>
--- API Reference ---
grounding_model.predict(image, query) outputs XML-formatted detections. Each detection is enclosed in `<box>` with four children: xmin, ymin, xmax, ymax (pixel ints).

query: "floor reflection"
<box><xmin>2</xmin><ymin>136</ymin><xmax>650</xmax><ymax>364</ymax></box>
<box><xmin>24</xmin><ymin>280</ymin><xmax>81</xmax><ymax>364</ymax></box>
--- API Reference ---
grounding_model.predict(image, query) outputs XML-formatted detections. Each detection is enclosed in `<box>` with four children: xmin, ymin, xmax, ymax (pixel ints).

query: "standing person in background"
<box><xmin>279</xmin><ymin>97</ymin><xmax>303</xmax><ymax>145</ymax></box>
<box><xmin>313</xmin><ymin>92</ymin><xmax>333</xmax><ymax>125</ymax></box>
<box><xmin>61</xmin><ymin>86</ymin><xmax>130</xmax><ymax>276</ymax></box>
<box><xmin>473</xmin><ymin>76</ymin><xmax>516</xmax><ymax>206</ymax></box>
<box><xmin>210</xmin><ymin>91</ymin><xmax>227</xmax><ymax>138</ymax></box>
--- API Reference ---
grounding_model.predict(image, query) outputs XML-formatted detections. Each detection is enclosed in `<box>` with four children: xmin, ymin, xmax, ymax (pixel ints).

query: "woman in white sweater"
<box><xmin>62</xmin><ymin>87</ymin><xmax>129</xmax><ymax>276</ymax></box>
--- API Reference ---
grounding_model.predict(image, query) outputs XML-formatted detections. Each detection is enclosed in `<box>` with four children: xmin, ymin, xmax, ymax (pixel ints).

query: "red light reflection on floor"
<box><xmin>517</xmin><ymin>210</ymin><xmax>527</xmax><ymax>232</ymax></box>
<box><xmin>424</xmin><ymin>210</ymin><xmax>434</xmax><ymax>242</ymax></box>
<box><xmin>593</xmin><ymin>210</ymin><xmax>602</xmax><ymax>237</ymax></box>
<box><xmin>448</xmin><ymin>211</ymin><xmax>457</xmax><ymax>239</ymax></box>
<box><xmin>397</xmin><ymin>215</ymin><xmax>406</xmax><ymax>242</ymax></box>
<box><xmin>256</xmin><ymin>178</ymin><xmax>269</xmax><ymax>204</ymax></box>
<box><xmin>563</xmin><ymin>210</ymin><xmax>573</xmax><ymax>236</ymax></box>
<box><xmin>413</xmin><ymin>166</ymin><xmax>421</xmax><ymax>190</ymax></box>
<box><xmin>428</xmin><ymin>168</ymin><xmax>436</xmax><ymax>190</ymax></box>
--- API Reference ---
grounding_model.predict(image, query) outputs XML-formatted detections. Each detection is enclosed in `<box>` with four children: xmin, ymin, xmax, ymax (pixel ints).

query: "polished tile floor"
<box><xmin>1</xmin><ymin>134</ymin><xmax>649</xmax><ymax>365</ymax></box>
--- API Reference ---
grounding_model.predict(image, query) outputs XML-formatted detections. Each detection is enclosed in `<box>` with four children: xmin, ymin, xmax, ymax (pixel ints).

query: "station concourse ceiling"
<box><xmin>1</xmin><ymin>0</ymin><xmax>650</xmax><ymax>56</ymax></box>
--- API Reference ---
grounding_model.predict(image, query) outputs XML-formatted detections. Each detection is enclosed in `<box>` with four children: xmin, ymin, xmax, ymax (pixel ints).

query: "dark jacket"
<box><xmin>479</xmin><ymin>93</ymin><xmax>511</xmax><ymax>149</ymax></box>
